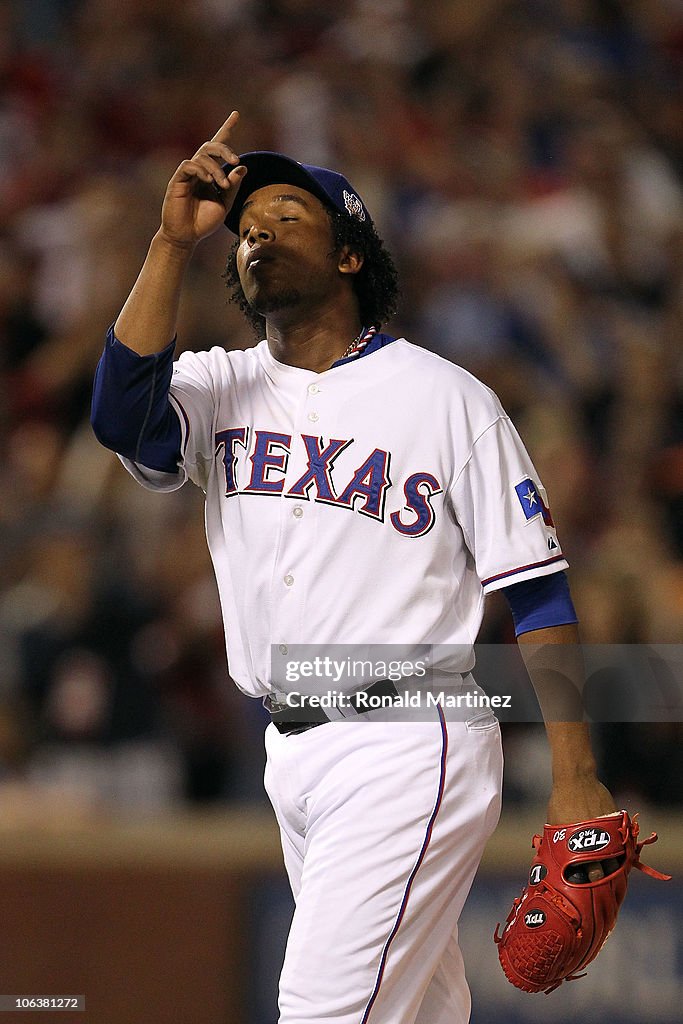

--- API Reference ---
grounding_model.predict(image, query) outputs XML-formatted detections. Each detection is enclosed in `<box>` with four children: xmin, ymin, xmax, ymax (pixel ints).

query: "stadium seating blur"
<box><xmin>0</xmin><ymin>0</ymin><xmax>681</xmax><ymax>816</ymax></box>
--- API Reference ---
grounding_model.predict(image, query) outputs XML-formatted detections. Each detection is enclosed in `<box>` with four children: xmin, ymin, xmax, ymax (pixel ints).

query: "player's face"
<box><xmin>235</xmin><ymin>184</ymin><xmax>346</xmax><ymax>319</ymax></box>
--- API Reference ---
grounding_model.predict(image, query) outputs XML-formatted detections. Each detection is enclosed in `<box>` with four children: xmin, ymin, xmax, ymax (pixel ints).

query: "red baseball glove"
<box><xmin>494</xmin><ymin>810</ymin><xmax>670</xmax><ymax>994</ymax></box>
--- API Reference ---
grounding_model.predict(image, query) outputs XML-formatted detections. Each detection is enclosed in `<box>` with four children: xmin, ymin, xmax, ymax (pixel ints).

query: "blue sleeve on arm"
<box><xmin>91</xmin><ymin>326</ymin><xmax>182</xmax><ymax>473</ymax></box>
<box><xmin>503</xmin><ymin>571</ymin><xmax>578</xmax><ymax>637</ymax></box>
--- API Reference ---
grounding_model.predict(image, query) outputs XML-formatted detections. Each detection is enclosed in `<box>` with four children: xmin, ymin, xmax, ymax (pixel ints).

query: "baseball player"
<box><xmin>92</xmin><ymin>111</ymin><xmax>618</xmax><ymax>1023</ymax></box>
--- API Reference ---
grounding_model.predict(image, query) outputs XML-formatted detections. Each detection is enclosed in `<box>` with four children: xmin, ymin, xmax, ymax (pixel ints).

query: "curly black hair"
<box><xmin>223</xmin><ymin>207</ymin><xmax>400</xmax><ymax>336</ymax></box>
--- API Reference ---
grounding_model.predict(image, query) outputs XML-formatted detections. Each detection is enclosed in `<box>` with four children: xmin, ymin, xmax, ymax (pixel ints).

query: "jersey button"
<box><xmin>292</xmin><ymin>506</ymin><xmax>304</xmax><ymax>519</ymax></box>
<box><xmin>307</xmin><ymin>411</ymin><xmax>319</xmax><ymax>422</ymax></box>
<box><xmin>308</xmin><ymin>383</ymin><xmax>320</xmax><ymax>395</ymax></box>
<box><xmin>284</xmin><ymin>573</ymin><xmax>294</xmax><ymax>587</ymax></box>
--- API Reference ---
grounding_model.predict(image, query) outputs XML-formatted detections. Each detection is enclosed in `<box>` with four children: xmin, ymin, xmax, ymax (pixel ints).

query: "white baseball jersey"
<box><xmin>116</xmin><ymin>332</ymin><xmax>568</xmax><ymax>1023</ymax></box>
<box><xmin>122</xmin><ymin>337</ymin><xmax>567</xmax><ymax>696</ymax></box>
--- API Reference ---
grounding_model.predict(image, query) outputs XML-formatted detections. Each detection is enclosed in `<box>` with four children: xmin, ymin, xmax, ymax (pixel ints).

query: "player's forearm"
<box><xmin>517</xmin><ymin>623</ymin><xmax>597</xmax><ymax>781</ymax></box>
<box><xmin>518</xmin><ymin>624</ymin><xmax>616</xmax><ymax>824</ymax></box>
<box><xmin>114</xmin><ymin>231</ymin><xmax>196</xmax><ymax>355</ymax></box>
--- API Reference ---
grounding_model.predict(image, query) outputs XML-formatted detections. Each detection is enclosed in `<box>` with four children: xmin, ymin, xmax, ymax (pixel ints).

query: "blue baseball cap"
<box><xmin>224</xmin><ymin>151</ymin><xmax>371</xmax><ymax>234</ymax></box>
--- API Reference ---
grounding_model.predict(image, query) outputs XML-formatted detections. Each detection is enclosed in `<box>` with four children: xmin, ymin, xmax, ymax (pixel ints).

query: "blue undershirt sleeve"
<box><xmin>91</xmin><ymin>326</ymin><xmax>182</xmax><ymax>473</ymax></box>
<box><xmin>502</xmin><ymin>571</ymin><xmax>578</xmax><ymax>637</ymax></box>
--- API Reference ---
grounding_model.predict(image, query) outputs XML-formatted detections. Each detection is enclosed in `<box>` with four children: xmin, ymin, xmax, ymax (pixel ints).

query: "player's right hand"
<box><xmin>159</xmin><ymin>110</ymin><xmax>246</xmax><ymax>248</ymax></box>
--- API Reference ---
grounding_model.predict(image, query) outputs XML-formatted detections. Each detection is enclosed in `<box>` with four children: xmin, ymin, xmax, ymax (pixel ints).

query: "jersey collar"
<box><xmin>258</xmin><ymin>332</ymin><xmax>398</xmax><ymax>387</ymax></box>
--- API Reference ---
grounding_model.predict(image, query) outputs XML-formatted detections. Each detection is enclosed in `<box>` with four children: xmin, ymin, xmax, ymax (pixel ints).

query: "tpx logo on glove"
<box><xmin>567</xmin><ymin>827</ymin><xmax>611</xmax><ymax>853</ymax></box>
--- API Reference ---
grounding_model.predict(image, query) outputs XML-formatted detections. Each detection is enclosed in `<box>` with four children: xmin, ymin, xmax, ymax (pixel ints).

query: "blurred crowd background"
<box><xmin>0</xmin><ymin>0</ymin><xmax>681</xmax><ymax>819</ymax></box>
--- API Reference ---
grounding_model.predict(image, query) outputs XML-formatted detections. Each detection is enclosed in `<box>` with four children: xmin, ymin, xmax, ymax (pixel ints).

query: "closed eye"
<box><xmin>239</xmin><ymin>213</ymin><xmax>299</xmax><ymax>236</ymax></box>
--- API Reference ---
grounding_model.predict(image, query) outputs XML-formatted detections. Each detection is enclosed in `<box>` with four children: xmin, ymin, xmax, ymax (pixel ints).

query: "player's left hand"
<box><xmin>547</xmin><ymin>774</ymin><xmax>617</xmax><ymax>880</ymax></box>
<box><xmin>547</xmin><ymin>774</ymin><xmax>616</xmax><ymax>826</ymax></box>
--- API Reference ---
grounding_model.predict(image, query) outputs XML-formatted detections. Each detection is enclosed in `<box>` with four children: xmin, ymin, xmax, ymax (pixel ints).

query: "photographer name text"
<box><xmin>281</xmin><ymin>690</ymin><xmax>512</xmax><ymax>710</ymax></box>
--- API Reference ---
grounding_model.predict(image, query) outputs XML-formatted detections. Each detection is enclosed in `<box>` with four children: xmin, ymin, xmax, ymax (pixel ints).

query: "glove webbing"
<box><xmin>625</xmin><ymin>815</ymin><xmax>671</xmax><ymax>881</ymax></box>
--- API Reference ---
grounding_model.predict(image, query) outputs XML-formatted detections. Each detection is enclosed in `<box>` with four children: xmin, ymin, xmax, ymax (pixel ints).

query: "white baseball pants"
<box><xmin>264</xmin><ymin>710</ymin><xmax>503</xmax><ymax>1024</ymax></box>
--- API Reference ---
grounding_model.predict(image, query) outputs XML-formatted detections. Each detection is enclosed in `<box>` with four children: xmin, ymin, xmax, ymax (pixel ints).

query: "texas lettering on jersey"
<box><xmin>214</xmin><ymin>426</ymin><xmax>443</xmax><ymax>538</ymax></box>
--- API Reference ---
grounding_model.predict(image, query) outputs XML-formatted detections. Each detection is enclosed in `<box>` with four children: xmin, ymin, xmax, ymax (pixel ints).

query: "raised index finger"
<box><xmin>211</xmin><ymin>110</ymin><xmax>240</xmax><ymax>144</ymax></box>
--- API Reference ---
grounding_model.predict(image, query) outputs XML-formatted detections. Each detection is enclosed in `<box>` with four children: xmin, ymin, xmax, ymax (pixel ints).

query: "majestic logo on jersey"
<box><xmin>214</xmin><ymin>428</ymin><xmax>442</xmax><ymax>536</ymax></box>
<box><xmin>514</xmin><ymin>478</ymin><xmax>555</xmax><ymax>527</ymax></box>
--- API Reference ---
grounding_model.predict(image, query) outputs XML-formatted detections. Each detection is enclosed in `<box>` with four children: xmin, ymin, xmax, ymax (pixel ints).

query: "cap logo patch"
<box><xmin>343</xmin><ymin>190</ymin><xmax>366</xmax><ymax>221</ymax></box>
